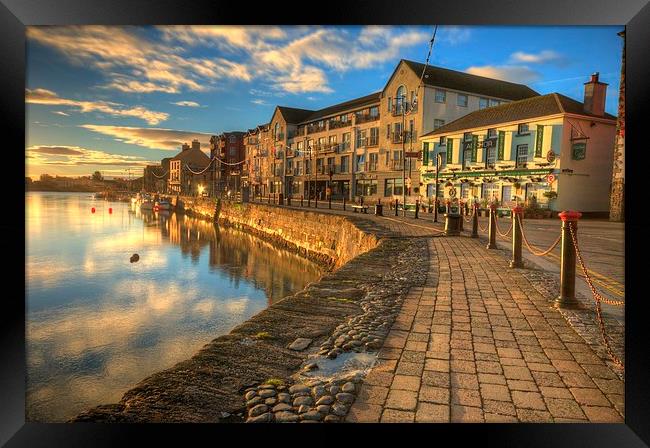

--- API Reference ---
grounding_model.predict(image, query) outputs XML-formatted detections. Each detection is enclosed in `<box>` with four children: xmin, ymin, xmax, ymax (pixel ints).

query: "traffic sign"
<box><xmin>547</xmin><ymin>174</ymin><xmax>556</xmax><ymax>184</ymax></box>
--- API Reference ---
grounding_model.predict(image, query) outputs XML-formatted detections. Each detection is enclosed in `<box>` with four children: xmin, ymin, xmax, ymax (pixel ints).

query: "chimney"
<box><xmin>181</xmin><ymin>143</ymin><xmax>190</xmax><ymax>152</ymax></box>
<box><xmin>583</xmin><ymin>72</ymin><xmax>608</xmax><ymax>116</ymax></box>
<box><xmin>191</xmin><ymin>139</ymin><xmax>201</xmax><ymax>151</ymax></box>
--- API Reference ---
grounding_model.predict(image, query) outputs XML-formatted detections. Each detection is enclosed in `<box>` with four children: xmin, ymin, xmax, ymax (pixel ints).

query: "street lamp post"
<box><xmin>315</xmin><ymin>145</ymin><xmax>319</xmax><ymax>208</ymax></box>
<box><xmin>328</xmin><ymin>169</ymin><xmax>333</xmax><ymax>209</ymax></box>
<box><xmin>434</xmin><ymin>153</ymin><xmax>441</xmax><ymax>223</ymax></box>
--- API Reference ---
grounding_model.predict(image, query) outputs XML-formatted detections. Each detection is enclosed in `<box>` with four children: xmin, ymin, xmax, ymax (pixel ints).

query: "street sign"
<box><xmin>405</xmin><ymin>151</ymin><xmax>420</xmax><ymax>158</ymax></box>
<box><xmin>547</xmin><ymin>174</ymin><xmax>556</xmax><ymax>184</ymax></box>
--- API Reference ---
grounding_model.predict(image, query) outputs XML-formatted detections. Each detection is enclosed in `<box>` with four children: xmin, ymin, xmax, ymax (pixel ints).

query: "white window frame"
<box><xmin>516</xmin><ymin>144</ymin><xmax>529</xmax><ymax>167</ymax></box>
<box><xmin>457</xmin><ymin>94</ymin><xmax>468</xmax><ymax>107</ymax></box>
<box><xmin>434</xmin><ymin>89</ymin><xmax>446</xmax><ymax>103</ymax></box>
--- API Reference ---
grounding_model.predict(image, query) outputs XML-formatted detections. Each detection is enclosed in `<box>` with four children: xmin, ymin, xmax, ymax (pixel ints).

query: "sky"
<box><xmin>25</xmin><ymin>25</ymin><xmax>624</xmax><ymax>179</ymax></box>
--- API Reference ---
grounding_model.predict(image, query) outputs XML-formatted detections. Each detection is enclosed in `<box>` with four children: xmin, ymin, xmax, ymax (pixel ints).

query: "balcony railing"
<box><xmin>367</xmin><ymin>135</ymin><xmax>379</xmax><ymax>147</ymax></box>
<box><xmin>289</xmin><ymin>128</ymin><xmax>305</xmax><ymax>138</ymax></box>
<box><xmin>338</xmin><ymin>142</ymin><xmax>351</xmax><ymax>153</ymax></box>
<box><xmin>329</xmin><ymin>119</ymin><xmax>351</xmax><ymax>130</ymax></box>
<box><xmin>391</xmin><ymin>160</ymin><xmax>404</xmax><ymax>171</ymax></box>
<box><xmin>391</xmin><ymin>132</ymin><xmax>403</xmax><ymax>144</ymax></box>
<box><xmin>391</xmin><ymin>131</ymin><xmax>417</xmax><ymax>144</ymax></box>
<box><xmin>356</xmin><ymin>113</ymin><xmax>380</xmax><ymax>124</ymax></box>
<box><xmin>307</xmin><ymin>124</ymin><xmax>326</xmax><ymax>134</ymax></box>
<box><xmin>365</xmin><ymin>162</ymin><xmax>378</xmax><ymax>172</ymax></box>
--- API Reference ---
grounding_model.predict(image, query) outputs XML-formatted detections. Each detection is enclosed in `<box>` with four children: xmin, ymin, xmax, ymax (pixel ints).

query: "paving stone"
<box><xmin>385</xmin><ymin>389</ymin><xmax>418</xmax><ymax>411</ymax></box>
<box><xmin>581</xmin><ymin>406</ymin><xmax>624</xmax><ymax>422</ymax></box>
<box><xmin>511</xmin><ymin>391</ymin><xmax>547</xmax><ymax>411</ymax></box>
<box><xmin>415</xmin><ymin>403</ymin><xmax>449</xmax><ymax>423</ymax></box>
<box><xmin>381</xmin><ymin>409</ymin><xmax>415</xmax><ymax>423</ymax></box>
<box><xmin>391</xmin><ymin>374</ymin><xmax>421</xmax><ymax>392</ymax></box>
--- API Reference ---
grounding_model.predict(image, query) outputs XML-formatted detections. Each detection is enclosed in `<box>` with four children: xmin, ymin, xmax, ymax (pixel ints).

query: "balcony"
<box><xmin>367</xmin><ymin>135</ymin><xmax>379</xmax><ymax>147</ymax></box>
<box><xmin>365</xmin><ymin>162</ymin><xmax>378</xmax><ymax>172</ymax></box>
<box><xmin>355</xmin><ymin>113</ymin><xmax>380</xmax><ymax>124</ymax></box>
<box><xmin>338</xmin><ymin>142</ymin><xmax>351</xmax><ymax>153</ymax></box>
<box><xmin>329</xmin><ymin>119</ymin><xmax>351</xmax><ymax>130</ymax></box>
<box><xmin>391</xmin><ymin>131</ymin><xmax>417</xmax><ymax>144</ymax></box>
<box><xmin>391</xmin><ymin>160</ymin><xmax>404</xmax><ymax>171</ymax></box>
<box><xmin>307</xmin><ymin>124</ymin><xmax>326</xmax><ymax>134</ymax></box>
<box><xmin>391</xmin><ymin>132</ymin><xmax>403</xmax><ymax>144</ymax></box>
<box><xmin>289</xmin><ymin>128</ymin><xmax>305</xmax><ymax>138</ymax></box>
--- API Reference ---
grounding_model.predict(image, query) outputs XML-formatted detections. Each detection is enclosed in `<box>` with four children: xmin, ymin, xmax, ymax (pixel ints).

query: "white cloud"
<box><xmin>465</xmin><ymin>65</ymin><xmax>541</xmax><ymax>84</ymax></box>
<box><xmin>509</xmin><ymin>50</ymin><xmax>566</xmax><ymax>65</ymax></box>
<box><xmin>52</xmin><ymin>111</ymin><xmax>69</xmax><ymax>116</ymax></box>
<box><xmin>251</xmin><ymin>99</ymin><xmax>270</xmax><ymax>106</ymax></box>
<box><xmin>437</xmin><ymin>26</ymin><xmax>472</xmax><ymax>46</ymax></box>
<box><xmin>26</xmin><ymin>88</ymin><xmax>169</xmax><ymax>125</ymax></box>
<box><xmin>26</xmin><ymin>145</ymin><xmax>154</xmax><ymax>167</ymax></box>
<box><xmin>79</xmin><ymin>124</ymin><xmax>212</xmax><ymax>151</ymax></box>
<box><xmin>171</xmin><ymin>101</ymin><xmax>201</xmax><ymax>107</ymax></box>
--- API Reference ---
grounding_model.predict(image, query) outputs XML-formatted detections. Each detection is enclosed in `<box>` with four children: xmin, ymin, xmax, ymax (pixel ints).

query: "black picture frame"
<box><xmin>3</xmin><ymin>0</ymin><xmax>650</xmax><ymax>445</ymax></box>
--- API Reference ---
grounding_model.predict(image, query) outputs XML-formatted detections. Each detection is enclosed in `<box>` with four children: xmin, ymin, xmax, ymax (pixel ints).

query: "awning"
<box><xmin>421</xmin><ymin>168</ymin><xmax>554</xmax><ymax>180</ymax></box>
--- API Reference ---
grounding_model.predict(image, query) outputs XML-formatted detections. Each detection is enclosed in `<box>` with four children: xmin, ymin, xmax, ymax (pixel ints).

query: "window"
<box><xmin>489</xmin><ymin>99</ymin><xmax>500</xmax><ymax>107</ymax></box>
<box><xmin>341</xmin><ymin>114</ymin><xmax>348</xmax><ymax>123</ymax></box>
<box><xmin>369</xmin><ymin>153</ymin><xmax>379</xmax><ymax>171</ymax></box>
<box><xmin>464</xmin><ymin>132</ymin><xmax>473</xmax><ymax>142</ymax></box>
<box><xmin>370</xmin><ymin>106</ymin><xmax>379</xmax><ymax>117</ymax></box>
<box><xmin>274</xmin><ymin>123</ymin><xmax>280</xmax><ymax>139</ymax></box>
<box><xmin>518</xmin><ymin>123</ymin><xmax>530</xmax><ymax>135</ymax></box>
<box><xmin>356</xmin><ymin>179</ymin><xmax>377</xmax><ymax>196</ymax></box>
<box><xmin>305</xmin><ymin>160</ymin><xmax>311</xmax><ymax>174</ymax></box>
<box><xmin>439</xmin><ymin>136</ymin><xmax>447</xmax><ymax>145</ymax></box>
<box><xmin>461</xmin><ymin>183</ymin><xmax>470</xmax><ymax>199</ymax></box>
<box><xmin>486</xmin><ymin>145</ymin><xmax>496</xmax><ymax>167</ymax></box>
<box><xmin>318</xmin><ymin>137</ymin><xmax>326</xmax><ymax>147</ymax></box>
<box><xmin>355</xmin><ymin>154</ymin><xmax>365</xmax><ymax>170</ymax></box>
<box><xmin>384</xmin><ymin>178</ymin><xmax>404</xmax><ymax>196</ymax></box>
<box><xmin>341</xmin><ymin>132</ymin><xmax>351</xmax><ymax>151</ymax></box>
<box><xmin>307</xmin><ymin>139</ymin><xmax>314</xmax><ymax>150</ymax></box>
<box><xmin>316</xmin><ymin>158</ymin><xmax>324</xmax><ymax>173</ymax></box>
<box><xmin>327</xmin><ymin>157</ymin><xmax>335</xmax><ymax>173</ymax></box>
<box><xmin>356</xmin><ymin>129</ymin><xmax>367</xmax><ymax>147</ymax></box>
<box><xmin>229</xmin><ymin>148</ymin><xmax>238</xmax><ymax>157</ymax></box>
<box><xmin>516</xmin><ymin>144</ymin><xmax>529</xmax><ymax>167</ymax></box>
<box><xmin>369</xmin><ymin>127</ymin><xmax>379</xmax><ymax>146</ymax></box>
<box><xmin>422</xmin><ymin>142</ymin><xmax>430</xmax><ymax>165</ymax></box>
<box><xmin>340</xmin><ymin>156</ymin><xmax>350</xmax><ymax>173</ymax></box>
<box><xmin>393</xmin><ymin>122</ymin><xmax>402</xmax><ymax>142</ymax></box>
<box><xmin>463</xmin><ymin>145</ymin><xmax>473</xmax><ymax>169</ymax></box>
<box><xmin>393</xmin><ymin>150</ymin><xmax>402</xmax><ymax>161</ymax></box>
<box><xmin>435</xmin><ymin>89</ymin><xmax>446</xmax><ymax>103</ymax></box>
<box><xmin>395</xmin><ymin>85</ymin><xmax>406</xmax><ymax>113</ymax></box>
<box><xmin>479</xmin><ymin>98</ymin><xmax>489</xmax><ymax>109</ymax></box>
<box><xmin>329</xmin><ymin>135</ymin><xmax>337</xmax><ymax>146</ymax></box>
<box><xmin>434</xmin><ymin>119</ymin><xmax>445</xmax><ymax>130</ymax></box>
<box><xmin>487</xmin><ymin>128</ymin><xmax>497</xmax><ymax>138</ymax></box>
<box><xmin>482</xmin><ymin>182</ymin><xmax>500</xmax><ymax>201</ymax></box>
<box><xmin>296</xmin><ymin>161</ymin><xmax>303</xmax><ymax>175</ymax></box>
<box><xmin>297</xmin><ymin>141</ymin><xmax>304</xmax><ymax>150</ymax></box>
<box><xmin>457</xmin><ymin>94</ymin><xmax>468</xmax><ymax>107</ymax></box>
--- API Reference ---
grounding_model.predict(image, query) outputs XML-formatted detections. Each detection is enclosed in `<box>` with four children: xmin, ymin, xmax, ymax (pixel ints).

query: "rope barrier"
<box><xmin>517</xmin><ymin>219</ymin><xmax>561</xmax><ymax>257</ymax></box>
<box><xmin>569</xmin><ymin>224</ymin><xmax>624</xmax><ymax>369</ymax></box>
<box><xmin>151</xmin><ymin>169</ymin><xmax>169</xmax><ymax>179</ymax></box>
<box><xmin>493</xmin><ymin>214</ymin><xmax>513</xmax><ymax>237</ymax></box>
<box><xmin>478</xmin><ymin>219</ymin><xmax>488</xmax><ymax>232</ymax></box>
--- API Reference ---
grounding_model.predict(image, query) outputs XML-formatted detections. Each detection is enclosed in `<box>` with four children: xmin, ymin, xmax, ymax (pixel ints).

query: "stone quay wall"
<box><xmin>72</xmin><ymin>198</ymin><xmax>427</xmax><ymax>423</ymax></box>
<box><xmin>175</xmin><ymin>197</ymin><xmax>379</xmax><ymax>270</ymax></box>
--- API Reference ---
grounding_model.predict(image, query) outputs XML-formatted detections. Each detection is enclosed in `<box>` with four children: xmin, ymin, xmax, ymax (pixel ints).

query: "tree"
<box><xmin>92</xmin><ymin>171</ymin><xmax>103</xmax><ymax>181</ymax></box>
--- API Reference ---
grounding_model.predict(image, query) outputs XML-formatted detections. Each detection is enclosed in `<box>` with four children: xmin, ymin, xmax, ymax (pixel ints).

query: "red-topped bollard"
<box><xmin>446</xmin><ymin>200</ymin><xmax>451</xmax><ymax>214</ymax></box>
<box><xmin>509</xmin><ymin>206</ymin><xmax>524</xmax><ymax>268</ymax></box>
<box><xmin>471</xmin><ymin>203</ymin><xmax>479</xmax><ymax>238</ymax></box>
<box><xmin>556</xmin><ymin>210</ymin><xmax>583</xmax><ymax>308</ymax></box>
<box><xmin>486</xmin><ymin>203</ymin><xmax>497</xmax><ymax>249</ymax></box>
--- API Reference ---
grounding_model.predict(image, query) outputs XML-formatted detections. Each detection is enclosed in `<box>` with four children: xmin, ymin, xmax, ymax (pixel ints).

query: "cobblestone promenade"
<box><xmin>346</xmin><ymin>237</ymin><xmax>624</xmax><ymax>423</ymax></box>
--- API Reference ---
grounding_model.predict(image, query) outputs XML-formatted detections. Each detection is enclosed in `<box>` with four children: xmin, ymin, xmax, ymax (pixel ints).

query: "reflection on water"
<box><xmin>26</xmin><ymin>192</ymin><xmax>322</xmax><ymax>422</ymax></box>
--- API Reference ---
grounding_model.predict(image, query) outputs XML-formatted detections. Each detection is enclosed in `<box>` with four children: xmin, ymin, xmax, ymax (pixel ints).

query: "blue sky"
<box><xmin>25</xmin><ymin>25</ymin><xmax>623</xmax><ymax>179</ymax></box>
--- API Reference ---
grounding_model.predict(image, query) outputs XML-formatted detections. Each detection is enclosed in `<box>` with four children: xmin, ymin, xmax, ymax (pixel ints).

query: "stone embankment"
<box><xmin>72</xmin><ymin>199</ymin><xmax>428</xmax><ymax>423</ymax></box>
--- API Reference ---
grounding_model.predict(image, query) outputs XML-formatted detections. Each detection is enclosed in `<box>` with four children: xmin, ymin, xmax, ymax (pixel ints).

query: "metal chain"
<box><xmin>568</xmin><ymin>224</ymin><xmax>624</xmax><ymax>370</ymax></box>
<box><xmin>517</xmin><ymin>218</ymin><xmax>562</xmax><ymax>257</ymax></box>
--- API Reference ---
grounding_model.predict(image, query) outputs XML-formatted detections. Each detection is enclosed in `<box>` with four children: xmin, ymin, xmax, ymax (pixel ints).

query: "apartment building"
<box><xmin>210</xmin><ymin>131</ymin><xmax>246</xmax><ymax>197</ymax></box>
<box><xmin>419</xmin><ymin>74</ymin><xmax>616</xmax><ymax>213</ymax></box>
<box><xmin>254</xmin><ymin>59</ymin><xmax>539</xmax><ymax>202</ymax></box>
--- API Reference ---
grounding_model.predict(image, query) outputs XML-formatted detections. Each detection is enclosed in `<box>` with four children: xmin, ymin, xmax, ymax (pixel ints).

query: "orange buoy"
<box><xmin>91</xmin><ymin>207</ymin><xmax>96</xmax><ymax>213</ymax></box>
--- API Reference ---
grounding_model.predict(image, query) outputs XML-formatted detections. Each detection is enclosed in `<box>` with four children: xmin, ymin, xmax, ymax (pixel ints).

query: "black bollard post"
<box><xmin>343</xmin><ymin>195</ymin><xmax>346</xmax><ymax>211</ymax></box>
<box><xmin>471</xmin><ymin>203</ymin><xmax>479</xmax><ymax>238</ymax></box>
<box><xmin>459</xmin><ymin>203</ymin><xmax>463</xmax><ymax>231</ymax></box>
<box><xmin>395</xmin><ymin>198</ymin><xmax>399</xmax><ymax>216</ymax></box>
<box><xmin>486</xmin><ymin>203</ymin><xmax>497</xmax><ymax>249</ymax></box>
<box><xmin>301</xmin><ymin>195</ymin><xmax>304</xmax><ymax>207</ymax></box>
<box><xmin>509</xmin><ymin>206</ymin><xmax>524</xmax><ymax>268</ymax></box>
<box><xmin>415</xmin><ymin>200</ymin><xmax>419</xmax><ymax>219</ymax></box>
<box><xmin>555</xmin><ymin>211</ymin><xmax>582</xmax><ymax>308</ymax></box>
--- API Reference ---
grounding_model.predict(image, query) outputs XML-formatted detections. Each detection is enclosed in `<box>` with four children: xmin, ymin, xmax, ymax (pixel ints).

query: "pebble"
<box><xmin>324</xmin><ymin>415</ymin><xmax>340</xmax><ymax>423</ymax></box>
<box><xmin>316</xmin><ymin>405</ymin><xmax>330</xmax><ymax>414</ymax></box>
<box><xmin>303</xmin><ymin>362</ymin><xmax>319</xmax><ymax>371</ymax></box>
<box><xmin>272</xmin><ymin>403</ymin><xmax>292</xmax><ymax>413</ymax></box>
<box><xmin>298</xmin><ymin>405</ymin><xmax>310</xmax><ymax>414</ymax></box>
<box><xmin>293</xmin><ymin>396</ymin><xmax>314</xmax><ymax>407</ymax></box>
<box><xmin>249</xmin><ymin>404</ymin><xmax>269</xmax><ymax>417</ymax></box>
<box><xmin>288</xmin><ymin>338</ymin><xmax>313</xmax><ymax>351</ymax></box>
<box><xmin>312</xmin><ymin>386</ymin><xmax>326</xmax><ymax>398</ymax></box>
<box><xmin>316</xmin><ymin>395</ymin><xmax>333</xmax><ymax>406</ymax></box>
<box><xmin>264</xmin><ymin>398</ymin><xmax>277</xmax><ymax>406</ymax></box>
<box><xmin>341</xmin><ymin>382</ymin><xmax>356</xmax><ymax>393</ymax></box>
<box><xmin>277</xmin><ymin>392</ymin><xmax>291</xmax><ymax>403</ymax></box>
<box><xmin>301</xmin><ymin>411</ymin><xmax>322</xmax><ymax>421</ymax></box>
<box><xmin>247</xmin><ymin>412</ymin><xmax>273</xmax><ymax>423</ymax></box>
<box><xmin>336</xmin><ymin>393</ymin><xmax>355</xmax><ymax>404</ymax></box>
<box><xmin>246</xmin><ymin>397</ymin><xmax>263</xmax><ymax>407</ymax></box>
<box><xmin>244</xmin><ymin>391</ymin><xmax>257</xmax><ymax>401</ymax></box>
<box><xmin>331</xmin><ymin>403</ymin><xmax>348</xmax><ymax>416</ymax></box>
<box><xmin>259</xmin><ymin>384</ymin><xmax>276</xmax><ymax>389</ymax></box>
<box><xmin>258</xmin><ymin>389</ymin><xmax>276</xmax><ymax>399</ymax></box>
<box><xmin>329</xmin><ymin>386</ymin><xmax>340</xmax><ymax>395</ymax></box>
<box><xmin>289</xmin><ymin>384</ymin><xmax>310</xmax><ymax>395</ymax></box>
<box><xmin>275</xmin><ymin>411</ymin><xmax>300</xmax><ymax>423</ymax></box>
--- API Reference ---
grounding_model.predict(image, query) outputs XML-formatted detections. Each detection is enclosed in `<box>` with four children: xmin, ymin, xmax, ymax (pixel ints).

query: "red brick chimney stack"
<box><xmin>583</xmin><ymin>72</ymin><xmax>608</xmax><ymax>117</ymax></box>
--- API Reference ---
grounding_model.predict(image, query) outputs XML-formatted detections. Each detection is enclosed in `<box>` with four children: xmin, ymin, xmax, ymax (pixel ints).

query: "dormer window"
<box><xmin>464</xmin><ymin>132</ymin><xmax>473</xmax><ymax>142</ymax></box>
<box><xmin>487</xmin><ymin>128</ymin><xmax>497</xmax><ymax>138</ymax></box>
<box><xmin>439</xmin><ymin>136</ymin><xmax>447</xmax><ymax>146</ymax></box>
<box><xmin>518</xmin><ymin>123</ymin><xmax>530</xmax><ymax>135</ymax></box>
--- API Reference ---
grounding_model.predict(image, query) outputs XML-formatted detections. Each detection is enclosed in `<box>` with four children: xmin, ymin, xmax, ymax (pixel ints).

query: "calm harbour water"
<box><xmin>25</xmin><ymin>192</ymin><xmax>322</xmax><ymax>422</ymax></box>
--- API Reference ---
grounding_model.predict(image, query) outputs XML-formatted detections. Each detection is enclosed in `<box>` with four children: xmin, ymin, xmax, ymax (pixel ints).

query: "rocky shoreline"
<box><xmin>72</xmin><ymin>204</ymin><xmax>430</xmax><ymax>423</ymax></box>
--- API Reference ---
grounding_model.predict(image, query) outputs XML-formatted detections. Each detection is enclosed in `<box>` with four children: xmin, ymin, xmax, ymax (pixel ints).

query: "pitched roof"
<box><xmin>276</xmin><ymin>106</ymin><xmax>314</xmax><ymax>124</ymax></box>
<box><xmin>401</xmin><ymin>59</ymin><xmax>539</xmax><ymax>101</ymax></box>
<box><xmin>422</xmin><ymin>93</ymin><xmax>616</xmax><ymax>137</ymax></box>
<box><xmin>300</xmin><ymin>92</ymin><xmax>381</xmax><ymax>123</ymax></box>
<box><xmin>172</xmin><ymin>147</ymin><xmax>210</xmax><ymax>166</ymax></box>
